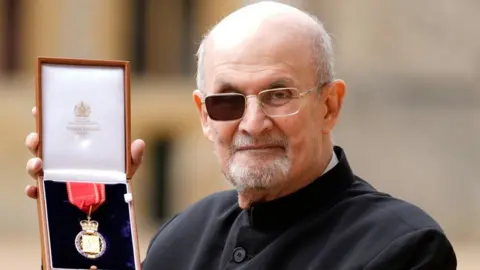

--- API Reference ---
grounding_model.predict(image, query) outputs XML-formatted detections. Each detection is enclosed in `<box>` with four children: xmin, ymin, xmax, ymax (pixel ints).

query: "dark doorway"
<box><xmin>151</xmin><ymin>138</ymin><xmax>173</xmax><ymax>221</ymax></box>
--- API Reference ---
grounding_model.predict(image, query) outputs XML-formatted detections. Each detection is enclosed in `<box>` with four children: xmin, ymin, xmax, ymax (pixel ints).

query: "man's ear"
<box><xmin>321</xmin><ymin>79</ymin><xmax>346</xmax><ymax>134</ymax></box>
<box><xmin>193</xmin><ymin>90</ymin><xmax>213</xmax><ymax>141</ymax></box>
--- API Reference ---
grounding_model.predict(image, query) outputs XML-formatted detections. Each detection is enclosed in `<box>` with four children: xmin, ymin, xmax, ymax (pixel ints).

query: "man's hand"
<box><xmin>24</xmin><ymin>106</ymin><xmax>146</xmax><ymax>199</ymax></box>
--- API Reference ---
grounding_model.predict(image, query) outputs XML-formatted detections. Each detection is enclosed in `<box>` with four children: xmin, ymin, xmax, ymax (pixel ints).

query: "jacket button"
<box><xmin>233</xmin><ymin>247</ymin><xmax>247</xmax><ymax>263</ymax></box>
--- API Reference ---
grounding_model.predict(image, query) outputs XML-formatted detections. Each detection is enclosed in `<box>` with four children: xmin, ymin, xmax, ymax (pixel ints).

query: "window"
<box><xmin>1</xmin><ymin>0</ymin><xmax>21</xmax><ymax>74</ymax></box>
<box><xmin>130</xmin><ymin>0</ymin><xmax>196</xmax><ymax>77</ymax></box>
<box><xmin>130</xmin><ymin>0</ymin><xmax>147</xmax><ymax>74</ymax></box>
<box><xmin>180</xmin><ymin>0</ymin><xmax>196</xmax><ymax>75</ymax></box>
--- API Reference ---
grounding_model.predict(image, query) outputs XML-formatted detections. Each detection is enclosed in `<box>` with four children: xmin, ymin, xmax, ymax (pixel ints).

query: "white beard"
<box><xmin>226</xmin><ymin>155</ymin><xmax>291</xmax><ymax>191</ymax></box>
<box><xmin>213</xmin><ymin>131</ymin><xmax>291</xmax><ymax>191</ymax></box>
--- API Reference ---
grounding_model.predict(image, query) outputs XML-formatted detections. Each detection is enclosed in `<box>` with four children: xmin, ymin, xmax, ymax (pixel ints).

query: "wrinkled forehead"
<box><xmin>203</xmin><ymin>22</ymin><xmax>316</xmax><ymax>93</ymax></box>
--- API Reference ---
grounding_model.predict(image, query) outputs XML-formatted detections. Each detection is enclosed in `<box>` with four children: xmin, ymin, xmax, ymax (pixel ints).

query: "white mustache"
<box><xmin>232</xmin><ymin>134</ymin><xmax>288</xmax><ymax>149</ymax></box>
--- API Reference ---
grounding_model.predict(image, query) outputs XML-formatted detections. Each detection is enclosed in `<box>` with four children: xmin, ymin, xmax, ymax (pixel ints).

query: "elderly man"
<box><xmin>26</xmin><ymin>1</ymin><xmax>457</xmax><ymax>269</ymax></box>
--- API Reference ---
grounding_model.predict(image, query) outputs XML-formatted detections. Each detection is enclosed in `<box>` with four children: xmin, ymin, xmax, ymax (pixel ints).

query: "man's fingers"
<box><xmin>26</xmin><ymin>107</ymin><xmax>40</xmax><ymax>200</ymax></box>
<box><xmin>25</xmin><ymin>132</ymin><xmax>39</xmax><ymax>155</ymax></box>
<box><xmin>131</xmin><ymin>139</ymin><xmax>145</xmax><ymax>174</ymax></box>
<box><xmin>25</xmin><ymin>185</ymin><xmax>38</xmax><ymax>199</ymax></box>
<box><xmin>27</xmin><ymin>157</ymin><xmax>43</xmax><ymax>179</ymax></box>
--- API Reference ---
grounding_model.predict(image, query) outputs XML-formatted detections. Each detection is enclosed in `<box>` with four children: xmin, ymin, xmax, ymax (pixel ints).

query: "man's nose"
<box><xmin>238</xmin><ymin>96</ymin><xmax>273</xmax><ymax>136</ymax></box>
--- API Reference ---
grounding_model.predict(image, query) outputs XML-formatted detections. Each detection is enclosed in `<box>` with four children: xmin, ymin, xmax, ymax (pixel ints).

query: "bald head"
<box><xmin>196</xmin><ymin>1</ymin><xmax>334</xmax><ymax>91</ymax></box>
<box><xmin>208</xmin><ymin>2</ymin><xmax>313</xmax><ymax>47</ymax></box>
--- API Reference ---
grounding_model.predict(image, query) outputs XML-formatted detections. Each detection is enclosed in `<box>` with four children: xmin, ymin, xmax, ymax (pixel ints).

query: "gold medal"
<box><xmin>67</xmin><ymin>183</ymin><xmax>107</xmax><ymax>259</ymax></box>
<box><xmin>74</xmin><ymin>216</ymin><xmax>107</xmax><ymax>259</ymax></box>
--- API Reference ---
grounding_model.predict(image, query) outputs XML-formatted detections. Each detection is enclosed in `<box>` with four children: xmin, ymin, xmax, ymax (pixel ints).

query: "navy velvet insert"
<box><xmin>44</xmin><ymin>180</ymin><xmax>136</xmax><ymax>270</ymax></box>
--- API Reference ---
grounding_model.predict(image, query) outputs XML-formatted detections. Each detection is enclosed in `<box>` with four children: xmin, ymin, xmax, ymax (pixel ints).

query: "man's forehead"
<box><xmin>204</xmin><ymin>18</ymin><xmax>312</xmax><ymax>70</ymax></box>
<box><xmin>207</xmin><ymin>17</ymin><xmax>263</xmax><ymax>53</ymax></box>
<box><xmin>214</xmin><ymin>76</ymin><xmax>297</xmax><ymax>90</ymax></box>
<box><xmin>204</xmin><ymin>32</ymin><xmax>312</xmax><ymax>90</ymax></box>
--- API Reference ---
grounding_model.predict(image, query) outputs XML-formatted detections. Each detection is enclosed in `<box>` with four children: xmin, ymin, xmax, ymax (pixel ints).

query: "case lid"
<box><xmin>36</xmin><ymin>57</ymin><xmax>132</xmax><ymax>183</ymax></box>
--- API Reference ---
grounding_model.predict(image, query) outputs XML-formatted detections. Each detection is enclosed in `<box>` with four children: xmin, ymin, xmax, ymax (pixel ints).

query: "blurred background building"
<box><xmin>0</xmin><ymin>0</ymin><xmax>478</xmax><ymax>268</ymax></box>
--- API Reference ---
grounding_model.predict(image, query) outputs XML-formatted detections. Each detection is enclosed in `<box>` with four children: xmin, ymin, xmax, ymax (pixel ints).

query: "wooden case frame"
<box><xmin>35</xmin><ymin>57</ymin><xmax>141</xmax><ymax>270</ymax></box>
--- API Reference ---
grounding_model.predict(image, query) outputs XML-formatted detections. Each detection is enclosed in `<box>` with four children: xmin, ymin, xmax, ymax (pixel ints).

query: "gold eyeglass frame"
<box><xmin>200</xmin><ymin>82</ymin><xmax>330</xmax><ymax>120</ymax></box>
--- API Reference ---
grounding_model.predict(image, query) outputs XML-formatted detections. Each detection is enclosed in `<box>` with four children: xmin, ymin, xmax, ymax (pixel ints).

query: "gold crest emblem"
<box><xmin>74</xmin><ymin>101</ymin><xmax>91</xmax><ymax>118</ymax></box>
<box><xmin>74</xmin><ymin>218</ymin><xmax>107</xmax><ymax>259</ymax></box>
<box><xmin>67</xmin><ymin>101</ymin><xmax>100</xmax><ymax>135</ymax></box>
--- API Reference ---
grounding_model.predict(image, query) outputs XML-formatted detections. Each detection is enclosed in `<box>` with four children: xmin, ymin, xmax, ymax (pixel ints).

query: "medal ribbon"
<box><xmin>67</xmin><ymin>182</ymin><xmax>106</xmax><ymax>215</ymax></box>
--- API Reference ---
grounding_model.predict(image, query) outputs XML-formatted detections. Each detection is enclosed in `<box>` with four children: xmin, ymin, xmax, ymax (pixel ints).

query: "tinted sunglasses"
<box><xmin>201</xmin><ymin>87</ymin><xmax>318</xmax><ymax>121</ymax></box>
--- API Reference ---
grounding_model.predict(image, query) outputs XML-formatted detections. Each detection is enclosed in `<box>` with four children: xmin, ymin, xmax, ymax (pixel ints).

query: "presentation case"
<box><xmin>35</xmin><ymin>57</ymin><xmax>142</xmax><ymax>270</ymax></box>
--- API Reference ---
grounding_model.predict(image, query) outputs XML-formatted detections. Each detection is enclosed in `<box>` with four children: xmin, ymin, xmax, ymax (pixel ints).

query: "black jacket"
<box><xmin>144</xmin><ymin>146</ymin><xmax>457</xmax><ymax>269</ymax></box>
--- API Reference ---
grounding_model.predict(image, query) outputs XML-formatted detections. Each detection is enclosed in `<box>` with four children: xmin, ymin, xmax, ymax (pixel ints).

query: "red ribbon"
<box><xmin>66</xmin><ymin>182</ymin><xmax>106</xmax><ymax>215</ymax></box>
